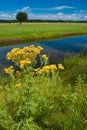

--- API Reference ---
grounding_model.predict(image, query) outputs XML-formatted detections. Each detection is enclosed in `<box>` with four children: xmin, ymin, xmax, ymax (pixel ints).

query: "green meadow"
<box><xmin>0</xmin><ymin>23</ymin><xmax>87</xmax><ymax>45</ymax></box>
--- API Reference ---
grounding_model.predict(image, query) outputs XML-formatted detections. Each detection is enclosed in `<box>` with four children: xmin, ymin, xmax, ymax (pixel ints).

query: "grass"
<box><xmin>0</xmin><ymin>23</ymin><xmax>87</xmax><ymax>45</ymax></box>
<box><xmin>0</xmin><ymin>73</ymin><xmax>87</xmax><ymax>130</ymax></box>
<box><xmin>62</xmin><ymin>52</ymin><xmax>87</xmax><ymax>85</ymax></box>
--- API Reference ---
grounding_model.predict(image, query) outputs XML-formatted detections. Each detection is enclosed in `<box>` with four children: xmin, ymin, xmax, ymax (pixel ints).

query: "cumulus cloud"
<box><xmin>0</xmin><ymin>13</ymin><xmax>11</xmax><ymax>19</ymax></box>
<box><xmin>28</xmin><ymin>12</ymin><xmax>83</xmax><ymax>20</ymax></box>
<box><xmin>0</xmin><ymin>12</ymin><xmax>16</xmax><ymax>19</ymax></box>
<box><xmin>0</xmin><ymin>11</ymin><xmax>86</xmax><ymax>20</ymax></box>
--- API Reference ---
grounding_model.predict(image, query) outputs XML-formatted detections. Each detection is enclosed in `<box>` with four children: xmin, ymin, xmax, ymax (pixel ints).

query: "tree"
<box><xmin>16</xmin><ymin>12</ymin><xmax>28</xmax><ymax>24</ymax></box>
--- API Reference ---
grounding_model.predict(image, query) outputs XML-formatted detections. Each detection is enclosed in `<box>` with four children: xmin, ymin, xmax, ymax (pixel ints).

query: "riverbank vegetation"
<box><xmin>0</xmin><ymin>45</ymin><xmax>87</xmax><ymax>130</ymax></box>
<box><xmin>0</xmin><ymin>23</ymin><xmax>87</xmax><ymax>45</ymax></box>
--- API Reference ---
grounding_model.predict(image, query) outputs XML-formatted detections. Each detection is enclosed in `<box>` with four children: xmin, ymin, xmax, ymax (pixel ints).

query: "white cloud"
<box><xmin>28</xmin><ymin>12</ymin><xmax>83</xmax><ymax>20</ymax></box>
<box><xmin>0</xmin><ymin>13</ymin><xmax>11</xmax><ymax>19</ymax></box>
<box><xmin>32</xmin><ymin>6</ymin><xmax>74</xmax><ymax>11</ymax></box>
<box><xmin>0</xmin><ymin>12</ymin><xmax>86</xmax><ymax>20</ymax></box>
<box><xmin>21</xmin><ymin>6</ymin><xmax>30</xmax><ymax>11</ymax></box>
<box><xmin>84</xmin><ymin>15</ymin><xmax>87</xmax><ymax>18</ymax></box>
<box><xmin>0</xmin><ymin>12</ymin><xmax>16</xmax><ymax>19</ymax></box>
<box><xmin>16</xmin><ymin>6</ymin><xmax>31</xmax><ymax>12</ymax></box>
<box><xmin>52</xmin><ymin>6</ymin><xmax>74</xmax><ymax>10</ymax></box>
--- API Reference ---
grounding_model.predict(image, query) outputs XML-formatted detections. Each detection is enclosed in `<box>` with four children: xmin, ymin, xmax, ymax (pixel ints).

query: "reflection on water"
<box><xmin>0</xmin><ymin>35</ymin><xmax>87</xmax><ymax>71</ymax></box>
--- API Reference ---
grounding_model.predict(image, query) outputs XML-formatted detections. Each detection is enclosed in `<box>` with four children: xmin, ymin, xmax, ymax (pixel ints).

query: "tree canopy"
<box><xmin>16</xmin><ymin>12</ymin><xmax>28</xmax><ymax>23</ymax></box>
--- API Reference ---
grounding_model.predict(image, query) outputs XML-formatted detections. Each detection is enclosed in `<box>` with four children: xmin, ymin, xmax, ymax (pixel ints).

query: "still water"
<box><xmin>0</xmin><ymin>35</ymin><xmax>87</xmax><ymax>70</ymax></box>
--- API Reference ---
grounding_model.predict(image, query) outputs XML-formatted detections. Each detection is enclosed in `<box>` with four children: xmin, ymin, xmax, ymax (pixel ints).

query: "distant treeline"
<box><xmin>0</xmin><ymin>19</ymin><xmax>87</xmax><ymax>23</ymax></box>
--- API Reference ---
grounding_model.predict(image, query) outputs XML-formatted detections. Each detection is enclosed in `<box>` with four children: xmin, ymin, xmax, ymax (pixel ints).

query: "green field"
<box><xmin>0</xmin><ymin>23</ymin><xmax>87</xmax><ymax>45</ymax></box>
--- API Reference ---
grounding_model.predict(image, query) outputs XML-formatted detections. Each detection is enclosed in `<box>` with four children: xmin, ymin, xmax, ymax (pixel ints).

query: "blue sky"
<box><xmin>0</xmin><ymin>0</ymin><xmax>87</xmax><ymax>20</ymax></box>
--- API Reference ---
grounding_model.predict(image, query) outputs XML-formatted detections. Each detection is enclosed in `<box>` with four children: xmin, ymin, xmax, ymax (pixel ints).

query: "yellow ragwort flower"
<box><xmin>58</xmin><ymin>64</ymin><xmax>64</xmax><ymax>70</ymax></box>
<box><xmin>41</xmin><ymin>54</ymin><xmax>48</xmax><ymax>60</ymax></box>
<box><xmin>16</xmin><ymin>71</ymin><xmax>21</xmax><ymax>78</ymax></box>
<box><xmin>19</xmin><ymin>59</ymin><xmax>31</xmax><ymax>68</ymax></box>
<box><xmin>6</xmin><ymin>45</ymin><xmax>44</xmax><ymax>66</ymax></box>
<box><xmin>36</xmin><ymin>64</ymin><xmax>57</xmax><ymax>74</ymax></box>
<box><xmin>37</xmin><ymin>46</ymin><xmax>43</xmax><ymax>51</ymax></box>
<box><xmin>4</xmin><ymin>66</ymin><xmax>14</xmax><ymax>74</ymax></box>
<box><xmin>15</xmin><ymin>83</ymin><xmax>22</xmax><ymax>88</ymax></box>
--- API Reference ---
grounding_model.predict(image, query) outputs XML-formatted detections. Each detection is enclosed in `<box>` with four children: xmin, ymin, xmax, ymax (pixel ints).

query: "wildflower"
<box><xmin>36</xmin><ymin>69</ymin><xmax>44</xmax><ymax>74</ymax></box>
<box><xmin>83</xmin><ymin>120</ymin><xmax>87</xmax><ymax>124</ymax></box>
<box><xmin>41</xmin><ymin>54</ymin><xmax>48</xmax><ymax>60</ymax></box>
<box><xmin>16</xmin><ymin>71</ymin><xmax>21</xmax><ymax>78</ymax></box>
<box><xmin>15</xmin><ymin>83</ymin><xmax>22</xmax><ymax>88</ymax></box>
<box><xmin>6</xmin><ymin>52</ymin><xmax>11</xmax><ymax>60</ymax></box>
<box><xmin>19</xmin><ymin>59</ymin><xmax>31</xmax><ymax>68</ymax></box>
<box><xmin>23</xmin><ymin>46</ymin><xmax>29</xmax><ymax>51</ymax></box>
<box><xmin>11</xmin><ymin>48</ymin><xmax>20</xmax><ymax>53</ymax></box>
<box><xmin>6</xmin><ymin>45</ymin><xmax>44</xmax><ymax>67</ymax></box>
<box><xmin>36</xmin><ymin>64</ymin><xmax>57</xmax><ymax>74</ymax></box>
<box><xmin>37</xmin><ymin>46</ymin><xmax>43</xmax><ymax>51</ymax></box>
<box><xmin>30</xmin><ymin>45</ymin><xmax>34</xmax><ymax>48</ymax></box>
<box><xmin>34</xmin><ymin>68</ymin><xmax>40</xmax><ymax>72</ymax></box>
<box><xmin>4</xmin><ymin>66</ymin><xmax>14</xmax><ymax>74</ymax></box>
<box><xmin>49</xmin><ymin>64</ymin><xmax>57</xmax><ymax>72</ymax></box>
<box><xmin>58</xmin><ymin>64</ymin><xmax>64</xmax><ymax>70</ymax></box>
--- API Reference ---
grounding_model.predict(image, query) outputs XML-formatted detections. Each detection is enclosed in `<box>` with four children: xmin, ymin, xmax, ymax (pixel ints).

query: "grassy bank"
<box><xmin>0</xmin><ymin>45</ymin><xmax>87</xmax><ymax>130</ymax></box>
<box><xmin>0</xmin><ymin>23</ymin><xmax>87</xmax><ymax>45</ymax></box>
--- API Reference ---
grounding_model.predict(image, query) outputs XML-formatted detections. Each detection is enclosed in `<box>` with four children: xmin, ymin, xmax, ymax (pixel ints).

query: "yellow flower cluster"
<box><xmin>35</xmin><ymin>63</ymin><xmax>64</xmax><ymax>75</ymax></box>
<box><xmin>19</xmin><ymin>58</ymin><xmax>31</xmax><ymax>68</ymax></box>
<box><xmin>36</xmin><ymin>64</ymin><xmax>57</xmax><ymax>74</ymax></box>
<box><xmin>4</xmin><ymin>66</ymin><xmax>14</xmax><ymax>74</ymax></box>
<box><xmin>6</xmin><ymin>48</ymin><xmax>22</xmax><ymax>62</ymax></box>
<box><xmin>58</xmin><ymin>64</ymin><xmax>64</xmax><ymax>70</ymax></box>
<box><xmin>41</xmin><ymin>54</ymin><xmax>48</xmax><ymax>60</ymax></box>
<box><xmin>5</xmin><ymin>45</ymin><xmax>65</xmax><ymax>77</ymax></box>
<box><xmin>6</xmin><ymin>45</ymin><xmax>43</xmax><ymax>65</ymax></box>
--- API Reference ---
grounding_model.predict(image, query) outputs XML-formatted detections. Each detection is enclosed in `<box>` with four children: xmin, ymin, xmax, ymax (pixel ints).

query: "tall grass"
<box><xmin>62</xmin><ymin>51</ymin><xmax>87</xmax><ymax>84</ymax></box>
